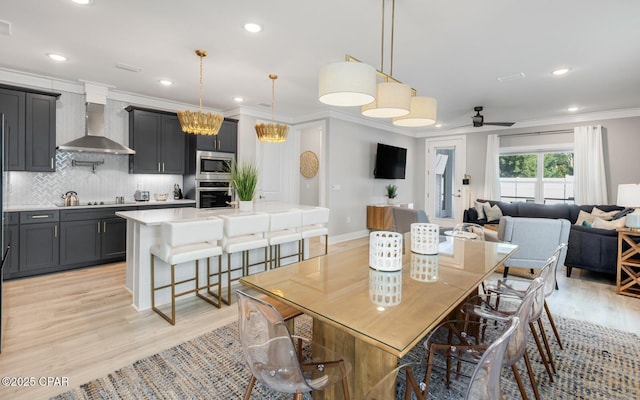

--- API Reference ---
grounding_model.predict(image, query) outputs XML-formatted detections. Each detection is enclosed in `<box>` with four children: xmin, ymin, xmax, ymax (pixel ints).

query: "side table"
<box><xmin>616</xmin><ymin>228</ymin><xmax>640</xmax><ymax>298</ymax></box>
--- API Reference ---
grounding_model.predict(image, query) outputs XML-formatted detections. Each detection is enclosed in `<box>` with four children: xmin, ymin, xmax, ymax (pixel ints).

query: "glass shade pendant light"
<box><xmin>392</xmin><ymin>96</ymin><xmax>437</xmax><ymax>127</ymax></box>
<box><xmin>318</xmin><ymin>60</ymin><xmax>377</xmax><ymax>106</ymax></box>
<box><xmin>255</xmin><ymin>74</ymin><xmax>289</xmax><ymax>143</ymax></box>
<box><xmin>177</xmin><ymin>50</ymin><xmax>224</xmax><ymax>136</ymax></box>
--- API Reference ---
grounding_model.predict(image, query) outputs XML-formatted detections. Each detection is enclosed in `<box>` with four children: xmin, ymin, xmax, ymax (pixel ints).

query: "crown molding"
<box><xmin>418</xmin><ymin>107</ymin><xmax>640</xmax><ymax>138</ymax></box>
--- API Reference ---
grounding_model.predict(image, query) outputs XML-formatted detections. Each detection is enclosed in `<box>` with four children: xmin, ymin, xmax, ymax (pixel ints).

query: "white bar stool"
<box><xmin>220</xmin><ymin>213</ymin><xmax>270</xmax><ymax>304</ymax></box>
<box><xmin>266</xmin><ymin>209</ymin><xmax>303</xmax><ymax>269</ymax></box>
<box><xmin>300</xmin><ymin>207</ymin><xmax>329</xmax><ymax>259</ymax></box>
<box><xmin>150</xmin><ymin>218</ymin><xmax>223</xmax><ymax>325</ymax></box>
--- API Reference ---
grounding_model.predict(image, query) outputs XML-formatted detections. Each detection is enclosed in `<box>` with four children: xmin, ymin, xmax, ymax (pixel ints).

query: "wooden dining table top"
<box><xmin>240</xmin><ymin>235</ymin><xmax>518</xmax><ymax>357</ymax></box>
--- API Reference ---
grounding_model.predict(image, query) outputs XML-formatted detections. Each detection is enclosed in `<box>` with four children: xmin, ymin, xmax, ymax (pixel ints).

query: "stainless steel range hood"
<box><xmin>57</xmin><ymin>102</ymin><xmax>136</xmax><ymax>155</ymax></box>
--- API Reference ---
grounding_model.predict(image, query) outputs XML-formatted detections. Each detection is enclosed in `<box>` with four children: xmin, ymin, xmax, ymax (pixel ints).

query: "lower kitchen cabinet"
<box><xmin>4</xmin><ymin>203</ymin><xmax>192</xmax><ymax>280</ymax></box>
<box><xmin>19</xmin><ymin>221</ymin><xmax>59</xmax><ymax>274</ymax></box>
<box><xmin>60</xmin><ymin>219</ymin><xmax>102</xmax><ymax>266</ymax></box>
<box><xmin>100</xmin><ymin>217</ymin><xmax>126</xmax><ymax>259</ymax></box>
<box><xmin>59</xmin><ymin>209</ymin><xmax>127</xmax><ymax>267</ymax></box>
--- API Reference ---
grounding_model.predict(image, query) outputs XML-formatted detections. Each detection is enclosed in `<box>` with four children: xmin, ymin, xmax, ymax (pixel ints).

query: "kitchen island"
<box><xmin>116</xmin><ymin>203</ymin><xmax>318</xmax><ymax>311</ymax></box>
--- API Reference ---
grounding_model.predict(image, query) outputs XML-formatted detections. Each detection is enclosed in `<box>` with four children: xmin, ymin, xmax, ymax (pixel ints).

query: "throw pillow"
<box><xmin>591</xmin><ymin>216</ymin><xmax>626</xmax><ymax>230</ymax></box>
<box><xmin>613</xmin><ymin>208</ymin><xmax>634</xmax><ymax>220</ymax></box>
<box><xmin>474</xmin><ymin>200</ymin><xmax>488</xmax><ymax>220</ymax></box>
<box><xmin>575</xmin><ymin>210</ymin><xmax>598</xmax><ymax>226</ymax></box>
<box><xmin>592</xmin><ymin>207</ymin><xmax>619</xmax><ymax>221</ymax></box>
<box><xmin>483</xmin><ymin>204</ymin><xmax>503</xmax><ymax>222</ymax></box>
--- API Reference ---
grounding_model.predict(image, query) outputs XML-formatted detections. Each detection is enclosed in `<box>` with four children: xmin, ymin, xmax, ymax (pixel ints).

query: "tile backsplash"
<box><xmin>6</xmin><ymin>151</ymin><xmax>184</xmax><ymax>207</ymax></box>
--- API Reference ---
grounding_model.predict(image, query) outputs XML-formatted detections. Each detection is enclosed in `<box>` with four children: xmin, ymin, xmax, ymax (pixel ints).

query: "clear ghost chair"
<box><xmin>364</xmin><ymin>362</ymin><xmax>426</xmax><ymax>400</ymax></box>
<box><xmin>487</xmin><ymin>256</ymin><xmax>558</xmax><ymax>381</ymax></box>
<box><xmin>421</xmin><ymin>317</ymin><xmax>520</xmax><ymax>400</ymax></box>
<box><xmin>461</xmin><ymin>278</ymin><xmax>545</xmax><ymax>400</ymax></box>
<box><xmin>236</xmin><ymin>290</ymin><xmax>351</xmax><ymax>400</ymax></box>
<box><xmin>453</xmin><ymin>223</ymin><xmax>486</xmax><ymax>241</ymax></box>
<box><xmin>492</xmin><ymin>244</ymin><xmax>566</xmax><ymax>349</ymax></box>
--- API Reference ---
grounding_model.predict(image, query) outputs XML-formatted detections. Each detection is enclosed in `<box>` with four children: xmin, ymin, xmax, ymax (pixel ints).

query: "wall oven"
<box><xmin>196</xmin><ymin>181</ymin><xmax>233</xmax><ymax>209</ymax></box>
<box><xmin>196</xmin><ymin>150</ymin><xmax>234</xmax><ymax>181</ymax></box>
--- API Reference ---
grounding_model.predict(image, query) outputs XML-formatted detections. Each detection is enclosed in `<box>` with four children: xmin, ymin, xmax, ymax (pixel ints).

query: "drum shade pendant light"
<box><xmin>177</xmin><ymin>50</ymin><xmax>223</xmax><ymax>135</ymax></box>
<box><xmin>318</xmin><ymin>0</ymin><xmax>437</xmax><ymax>127</ymax></box>
<box><xmin>255</xmin><ymin>74</ymin><xmax>289</xmax><ymax>143</ymax></box>
<box><xmin>318</xmin><ymin>59</ymin><xmax>377</xmax><ymax>106</ymax></box>
<box><xmin>393</xmin><ymin>96</ymin><xmax>437</xmax><ymax>126</ymax></box>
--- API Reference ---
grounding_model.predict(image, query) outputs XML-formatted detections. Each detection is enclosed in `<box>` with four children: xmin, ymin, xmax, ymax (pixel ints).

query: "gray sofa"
<box><xmin>464</xmin><ymin>200</ymin><xmax>630</xmax><ymax>277</ymax></box>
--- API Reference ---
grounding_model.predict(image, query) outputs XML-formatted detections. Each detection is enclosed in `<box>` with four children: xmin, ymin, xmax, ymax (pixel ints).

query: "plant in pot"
<box><xmin>385</xmin><ymin>184</ymin><xmax>398</xmax><ymax>205</ymax></box>
<box><xmin>230</xmin><ymin>161</ymin><xmax>259</xmax><ymax>211</ymax></box>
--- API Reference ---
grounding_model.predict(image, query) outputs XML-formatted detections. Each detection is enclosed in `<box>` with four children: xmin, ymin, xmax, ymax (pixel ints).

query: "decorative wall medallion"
<box><xmin>300</xmin><ymin>150</ymin><xmax>319</xmax><ymax>178</ymax></box>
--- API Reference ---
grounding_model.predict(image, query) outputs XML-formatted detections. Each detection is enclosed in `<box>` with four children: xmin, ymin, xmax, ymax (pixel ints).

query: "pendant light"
<box><xmin>318</xmin><ymin>60</ymin><xmax>377</xmax><ymax>106</ymax></box>
<box><xmin>361</xmin><ymin>0</ymin><xmax>411</xmax><ymax>118</ymax></box>
<box><xmin>177</xmin><ymin>50</ymin><xmax>224</xmax><ymax>135</ymax></box>
<box><xmin>255</xmin><ymin>74</ymin><xmax>289</xmax><ymax>143</ymax></box>
<box><xmin>392</xmin><ymin>96</ymin><xmax>437</xmax><ymax>126</ymax></box>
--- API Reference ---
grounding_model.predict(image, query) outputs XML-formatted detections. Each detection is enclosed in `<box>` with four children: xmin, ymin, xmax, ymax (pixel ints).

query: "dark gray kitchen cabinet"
<box><xmin>59</xmin><ymin>208</ymin><xmax>126</xmax><ymax>267</ymax></box>
<box><xmin>195</xmin><ymin>118</ymin><xmax>238</xmax><ymax>154</ymax></box>
<box><xmin>100</xmin><ymin>217</ymin><xmax>126</xmax><ymax>259</ymax></box>
<box><xmin>60</xmin><ymin>220</ymin><xmax>101</xmax><ymax>266</ymax></box>
<box><xmin>0</xmin><ymin>84</ymin><xmax>60</xmax><ymax>172</ymax></box>
<box><xmin>0</xmin><ymin>88</ymin><xmax>26</xmax><ymax>171</ymax></box>
<box><xmin>19</xmin><ymin>210</ymin><xmax>60</xmax><ymax>274</ymax></box>
<box><xmin>25</xmin><ymin>93</ymin><xmax>57</xmax><ymax>172</ymax></box>
<box><xmin>126</xmin><ymin>106</ymin><xmax>185</xmax><ymax>174</ymax></box>
<box><xmin>3</xmin><ymin>213</ymin><xmax>20</xmax><ymax>278</ymax></box>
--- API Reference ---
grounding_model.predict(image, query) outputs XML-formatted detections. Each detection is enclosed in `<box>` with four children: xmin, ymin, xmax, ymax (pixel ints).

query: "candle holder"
<box><xmin>411</xmin><ymin>223</ymin><xmax>440</xmax><ymax>255</ymax></box>
<box><xmin>411</xmin><ymin>253</ymin><xmax>439</xmax><ymax>282</ymax></box>
<box><xmin>369</xmin><ymin>268</ymin><xmax>402</xmax><ymax>307</ymax></box>
<box><xmin>369</xmin><ymin>231</ymin><xmax>403</xmax><ymax>271</ymax></box>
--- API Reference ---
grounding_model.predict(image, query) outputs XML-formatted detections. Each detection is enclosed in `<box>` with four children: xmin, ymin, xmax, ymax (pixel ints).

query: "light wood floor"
<box><xmin>1</xmin><ymin>236</ymin><xmax>639</xmax><ymax>400</ymax></box>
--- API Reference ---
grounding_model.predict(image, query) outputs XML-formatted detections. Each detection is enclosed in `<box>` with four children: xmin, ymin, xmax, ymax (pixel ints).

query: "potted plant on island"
<box><xmin>385</xmin><ymin>184</ymin><xmax>398</xmax><ymax>205</ymax></box>
<box><xmin>230</xmin><ymin>161</ymin><xmax>259</xmax><ymax>211</ymax></box>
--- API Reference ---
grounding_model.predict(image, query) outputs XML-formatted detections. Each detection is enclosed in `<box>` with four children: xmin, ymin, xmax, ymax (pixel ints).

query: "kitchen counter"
<box><xmin>4</xmin><ymin>199</ymin><xmax>195</xmax><ymax>212</ymax></box>
<box><xmin>116</xmin><ymin>202</ymin><xmax>318</xmax><ymax>310</ymax></box>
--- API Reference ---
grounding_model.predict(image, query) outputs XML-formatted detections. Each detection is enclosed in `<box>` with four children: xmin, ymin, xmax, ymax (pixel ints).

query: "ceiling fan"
<box><xmin>472</xmin><ymin>106</ymin><xmax>515</xmax><ymax>127</ymax></box>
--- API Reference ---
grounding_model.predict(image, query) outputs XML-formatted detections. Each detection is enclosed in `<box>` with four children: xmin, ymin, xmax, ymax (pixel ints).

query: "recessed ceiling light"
<box><xmin>233</xmin><ymin>97</ymin><xmax>244</xmax><ymax>103</ymax></box>
<box><xmin>47</xmin><ymin>53</ymin><xmax>68</xmax><ymax>62</ymax></box>
<box><xmin>71</xmin><ymin>0</ymin><xmax>93</xmax><ymax>5</ymax></box>
<box><xmin>243</xmin><ymin>23</ymin><xmax>262</xmax><ymax>33</ymax></box>
<box><xmin>435</xmin><ymin>124</ymin><xmax>442</xmax><ymax>128</ymax></box>
<box><xmin>568</xmin><ymin>106</ymin><xmax>579</xmax><ymax>112</ymax></box>
<box><xmin>159</xmin><ymin>80</ymin><xmax>174</xmax><ymax>86</ymax></box>
<box><xmin>552</xmin><ymin>68</ymin><xmax>570</xmax><ymax>76</ymax></box>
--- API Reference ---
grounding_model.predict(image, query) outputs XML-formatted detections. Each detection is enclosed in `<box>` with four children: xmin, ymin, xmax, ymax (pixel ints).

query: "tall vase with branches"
<box><xmin>230</xmin><ymin>161</ymin><xmax>258</xmax><ymax>211</ymax></box>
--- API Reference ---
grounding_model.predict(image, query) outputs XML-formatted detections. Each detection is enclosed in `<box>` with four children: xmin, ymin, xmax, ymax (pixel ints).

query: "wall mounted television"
<box><xmin>374</xmin><ymin>143</ymin><xmax>407</xmax><ymax>179</ymax></box>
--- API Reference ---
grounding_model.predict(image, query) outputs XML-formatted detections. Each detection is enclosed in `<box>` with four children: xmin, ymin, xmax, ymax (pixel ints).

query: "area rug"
<box><xmin>52</xmin><ymin>315</ymin><xmax>639</xmax><ymax>400</ymax></box>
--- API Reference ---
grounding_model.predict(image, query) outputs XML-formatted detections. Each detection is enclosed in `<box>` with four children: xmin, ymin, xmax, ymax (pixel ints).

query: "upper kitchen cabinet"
<box><xmin>196</xmin><ymin>118</ymin><xmax>238</xmax><ymax>153</ymax></box>
<box><xmin>126</xmin><ymin>106</ymin><xmax>185</xmax><ymax>174</ymax></box>
<box><xmin>0</xmin><ymin>84</ymin><xmax>60</xmax><ymax>172</ymax></box>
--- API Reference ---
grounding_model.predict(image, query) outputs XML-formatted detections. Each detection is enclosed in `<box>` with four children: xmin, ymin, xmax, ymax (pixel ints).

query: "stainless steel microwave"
<box><xmin>196</xmin><ymin>151</ymin><xmax>234</xmax><ymax>180</ymax></box>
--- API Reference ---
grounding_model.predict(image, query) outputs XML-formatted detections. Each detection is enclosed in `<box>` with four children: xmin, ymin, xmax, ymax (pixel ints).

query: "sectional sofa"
<box><xmin>463</xmin><ymin>200</ymin><xmax>630</xmax><ymax>277</ymax></box>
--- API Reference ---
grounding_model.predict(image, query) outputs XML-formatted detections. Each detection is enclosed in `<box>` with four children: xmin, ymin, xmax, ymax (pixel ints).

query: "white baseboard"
<box><xmin>329</xmin><ymin>230</ymin><xmax>370</xmax><ymax>245</ymax></box>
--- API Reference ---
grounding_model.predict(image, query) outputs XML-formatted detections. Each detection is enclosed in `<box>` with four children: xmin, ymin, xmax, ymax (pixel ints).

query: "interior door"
<box><xmin>426</xmin><ymin>136</ymin><xmax>466</xmax><ymax>228</ymax></box>
<box><xmin>255</xmin><ymin>123</ymin><xmax>299</xmax><ymax>204</ymax></box>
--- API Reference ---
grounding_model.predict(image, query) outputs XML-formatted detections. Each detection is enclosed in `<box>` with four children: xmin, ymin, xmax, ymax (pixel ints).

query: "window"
<box><xmin>499</xmin><ymin>152</ymin><xmax>574</xmax><ymax>204</ymax></box>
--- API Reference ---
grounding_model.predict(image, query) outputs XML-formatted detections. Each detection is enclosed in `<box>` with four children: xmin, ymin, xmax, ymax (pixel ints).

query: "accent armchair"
<box><xmin>498</xmin><ymin>216</ymin><xmax>570</xmax><ymax>278</ymax></box>
<box><xmin>392</xmin><ymin>207</ymin><xmax>429</xmax><ymax>234</ymax></box>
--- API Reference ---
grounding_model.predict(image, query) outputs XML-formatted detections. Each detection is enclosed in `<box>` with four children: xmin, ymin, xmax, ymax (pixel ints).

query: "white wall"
<box><xmin>462</xmin><ymin>116</ymin><xmax>640</xmax><ymax>204</ymax></box>
<box><xmin>326</xmin><ymin>118</ymin><xmax>419</xmax><ymax>238</ymax></box>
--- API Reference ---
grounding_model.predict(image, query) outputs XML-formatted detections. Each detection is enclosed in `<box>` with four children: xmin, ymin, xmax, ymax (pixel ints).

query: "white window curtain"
<box><xmin>573</xmin><ymin>125</ymin><xmax>608</xmax><ymax>204</ymax></box>
<box><xmin>483</xmin><ymin>134</ymin><xmax>501</xmax><ymax>200</ymax></box>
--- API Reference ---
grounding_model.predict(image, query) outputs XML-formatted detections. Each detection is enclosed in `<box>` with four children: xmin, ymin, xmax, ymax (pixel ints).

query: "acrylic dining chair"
<box><xmin>236</xmin><ymin>290</ymin><xmax>351</xmax><ymax>400</ymax></box>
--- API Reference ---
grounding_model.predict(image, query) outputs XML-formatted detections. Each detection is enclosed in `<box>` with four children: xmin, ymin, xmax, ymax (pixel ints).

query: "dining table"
<box><xmin>240</xmin><ymin>234</ymin><xmax>518</xmax><ymax>399</ymax></box>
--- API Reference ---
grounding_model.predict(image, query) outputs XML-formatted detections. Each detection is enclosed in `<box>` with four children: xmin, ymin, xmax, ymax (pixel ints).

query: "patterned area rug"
<box><xmin>52</xmin><ymin>314</ymin><xmax>639</xmax><ymax>400</ymax></box>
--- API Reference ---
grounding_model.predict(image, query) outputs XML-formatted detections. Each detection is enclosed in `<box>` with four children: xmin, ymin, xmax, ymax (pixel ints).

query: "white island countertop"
<box><xmin>116</xmin><ymin>202</ymin><xmax>315</xmax><ymax>226</ymax></box>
